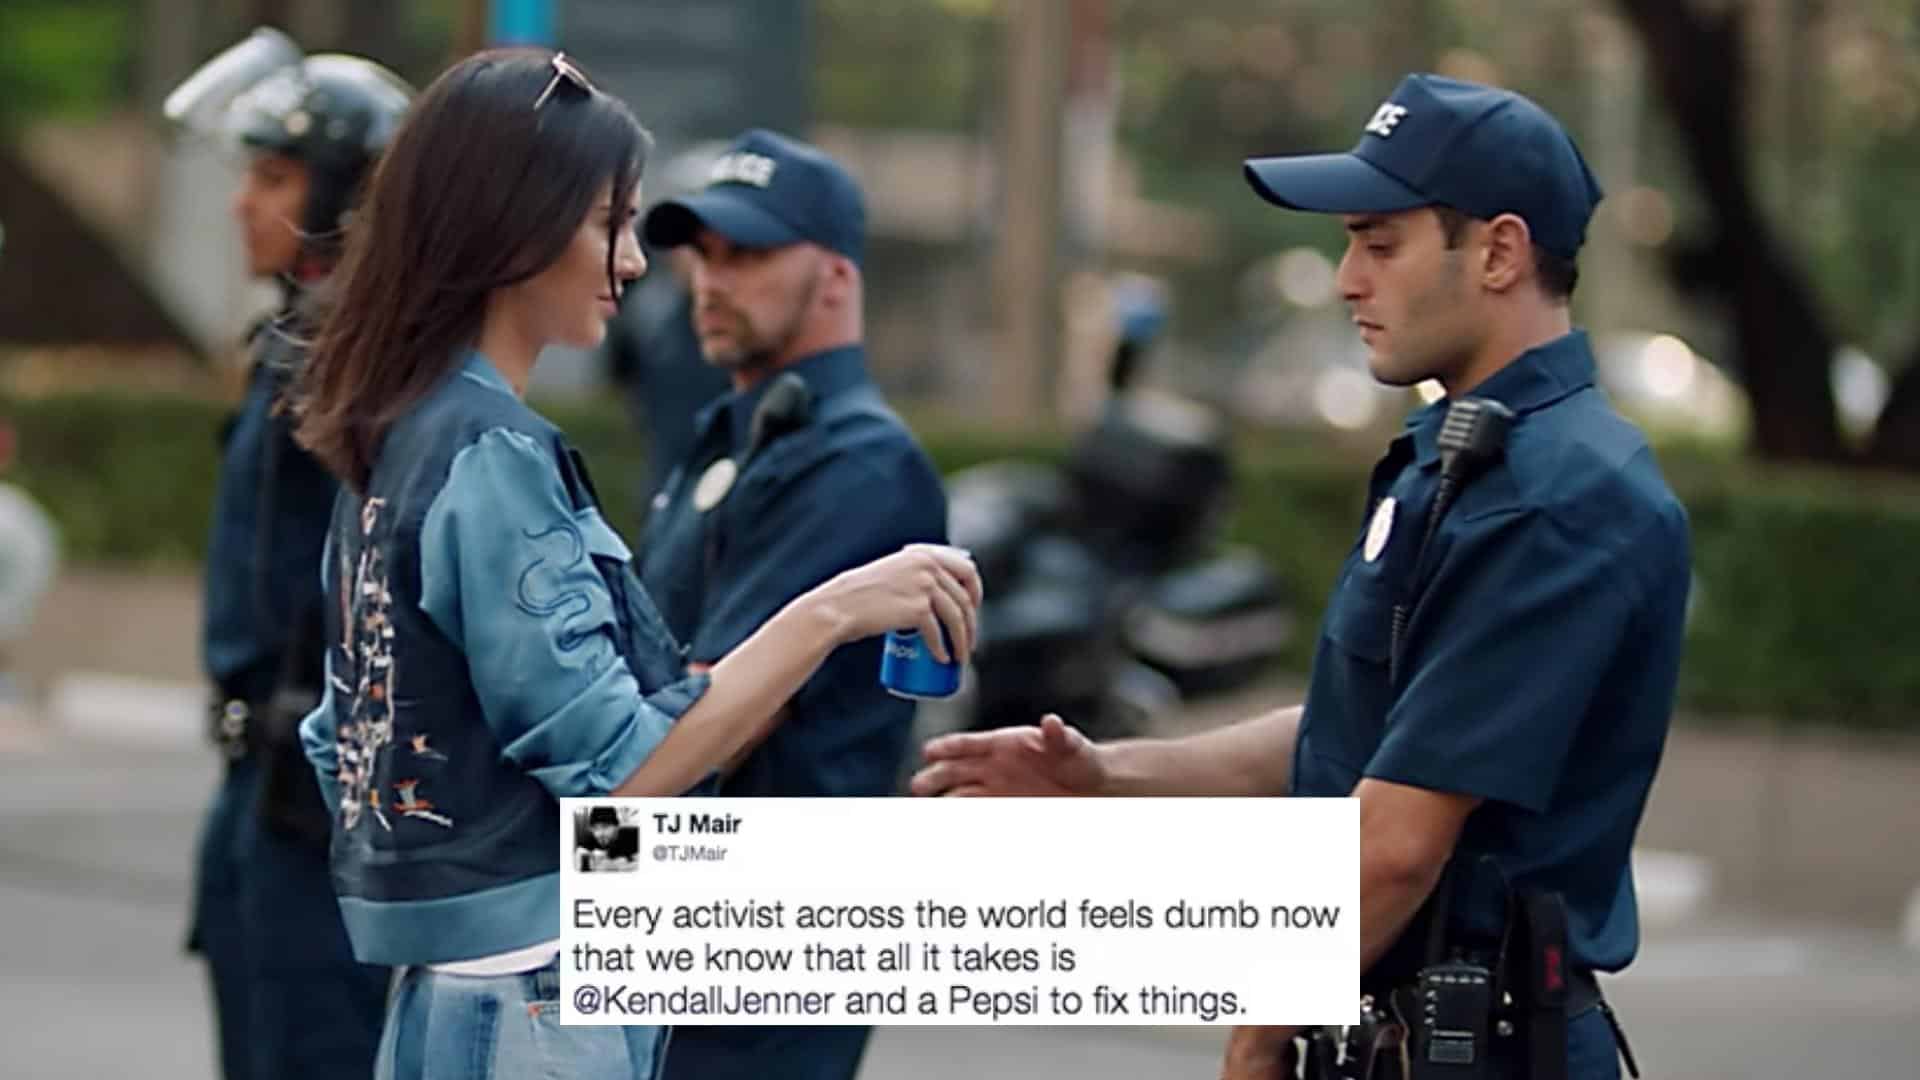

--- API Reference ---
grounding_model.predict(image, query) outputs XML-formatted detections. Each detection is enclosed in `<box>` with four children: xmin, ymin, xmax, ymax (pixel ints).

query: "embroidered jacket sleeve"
<box><xmin>417</xmin><ymin>428</ymin><xmax>708</xmax><ymax>798</ymax></box>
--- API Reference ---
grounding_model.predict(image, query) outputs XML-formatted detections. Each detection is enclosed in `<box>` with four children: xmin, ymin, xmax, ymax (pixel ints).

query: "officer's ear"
<box><xmin>1480</xmin><ymin>213</ymin><xmax>1532</xmax><ymax>295</ymax></box>
<box><xmin>816</xmin><ymin>251</ymin><xmax>859</xmax><ymax>310</ymax></box>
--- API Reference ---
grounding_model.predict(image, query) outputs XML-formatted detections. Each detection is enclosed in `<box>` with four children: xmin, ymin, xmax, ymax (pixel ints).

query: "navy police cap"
<box><xmin>1243</xmin><ymin>74</ymin><xmax>1603</xmax><ymax>259</ymax></box>
<box><xmin>643</xmin><ymin>128</ymin><xmax>865</xmax><ymax>265</ymax></box>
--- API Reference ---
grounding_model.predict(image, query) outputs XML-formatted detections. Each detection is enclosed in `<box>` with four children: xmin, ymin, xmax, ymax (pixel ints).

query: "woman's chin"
<box><xmin>559</xmin><ymin>322</ymin><xmax>609</xmax><ymax>351</ymax></box>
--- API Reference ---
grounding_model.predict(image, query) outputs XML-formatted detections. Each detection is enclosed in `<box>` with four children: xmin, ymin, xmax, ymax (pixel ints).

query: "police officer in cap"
<box><xmin>605</xmin><ymin>243</ymin><xmax>732</xmax><ymax>524</ymax></box>
<box><xmin>914</xmin><ymin>73</ymin><xmax>1689</xmax><ymax>1080</ymax></box>
<box><xmin>637</xmin><ymin>129</ymin><xmax>948</xmax><ymax>1080</ymax></box>
<box><xmin>167</xmin><ymin>28</ymin><xmax>411</xmax><ymax>1080</ymax></box>
<box><xmin>606</xmin><ymin>145</ymin><xmax>735</xmax><ymax>524</ymax></box>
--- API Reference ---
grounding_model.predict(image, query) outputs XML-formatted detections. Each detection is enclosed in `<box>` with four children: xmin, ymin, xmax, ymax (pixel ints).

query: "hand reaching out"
<box><xmin>910</xmin><ymin>713</ymin><xmax>1107</xmax><ymax>797</ymax></box>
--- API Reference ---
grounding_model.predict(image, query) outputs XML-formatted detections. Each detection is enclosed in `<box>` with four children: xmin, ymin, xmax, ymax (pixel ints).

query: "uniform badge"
<box><xmin>692</xmin><ymin>458</ymin><xmax>738</xmax><ymax>512</ymax></box>
<box><xmin>1363</xmin><ymin>496</ymin><xmax>1396</xmax><ymax>562</ymax></box>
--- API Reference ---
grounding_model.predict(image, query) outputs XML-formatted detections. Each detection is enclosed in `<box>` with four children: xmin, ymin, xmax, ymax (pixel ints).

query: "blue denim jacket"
<box><xmin>301</xmin><ymin>352</ymin><xmax>708</xmax><ymax>966</ymax></box>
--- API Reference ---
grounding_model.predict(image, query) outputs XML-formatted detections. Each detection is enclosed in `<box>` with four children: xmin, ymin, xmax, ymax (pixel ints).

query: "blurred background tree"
<box><xmin>0</xmin><ymin>0</ymin><xmax>187</xmax><ymax>349</ymax></box>
<box><xmin>3</xmin><ymin>0</ymin><xmax>1919</xmax><ymax>468</ymax></box>
<box><xmin>0</xmin><ymin>0</ymin><xmax>455</xmax><ymax>355</ymax></box>
<box><xmin>1617</xmin><ymin>0</ymin><xmax>1920</xmax><ymax>468</ymax></box>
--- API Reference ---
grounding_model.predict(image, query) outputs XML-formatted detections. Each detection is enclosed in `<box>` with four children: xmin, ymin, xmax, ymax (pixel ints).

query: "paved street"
<box><xmin>3</xmin><ymin>731</ymin><xmax>1917</xmax><ymax>1078</ymax></box>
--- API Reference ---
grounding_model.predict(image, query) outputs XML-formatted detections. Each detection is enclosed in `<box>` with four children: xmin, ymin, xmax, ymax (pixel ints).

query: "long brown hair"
<box><xmin>293</xmin><ymin>49</ymin><xmax>650</xmax><ymax>492</ymax></box>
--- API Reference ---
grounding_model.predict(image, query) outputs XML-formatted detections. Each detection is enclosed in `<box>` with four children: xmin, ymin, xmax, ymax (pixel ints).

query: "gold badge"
<box><xmin>692</xmin><ymin>458</ymin><xmax>738</xmax><ymax>512</ymax></box>
<box><xmin>1363</xmin><ymin>496</ymin><xmax>1396</xmax><ymax>563</ymax></box>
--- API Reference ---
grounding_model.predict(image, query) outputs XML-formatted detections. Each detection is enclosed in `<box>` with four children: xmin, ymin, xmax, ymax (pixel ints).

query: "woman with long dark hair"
<box><xmin>293</xmin><ymin>50</ymin><xmax>979</xmax><ymax>1079</ymax></box>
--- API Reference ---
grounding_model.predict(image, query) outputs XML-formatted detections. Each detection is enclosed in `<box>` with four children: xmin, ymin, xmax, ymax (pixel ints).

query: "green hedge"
<box><xmin>1220</xmin><ymin>449</ymin><xmax>1920</xmax><ymax>730</ymax></box>
<box><xmin>6</xmin><ymin>388</ymin><xmax>1917</xmax><ymax>728</ymax></box>
<box><xmin>5</xmin><ymin>389</ymin><xmax>224</xmax><ymax>565</ymax></box>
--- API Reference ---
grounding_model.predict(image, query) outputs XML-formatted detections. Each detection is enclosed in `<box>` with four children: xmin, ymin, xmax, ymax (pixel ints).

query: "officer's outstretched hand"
<box><xmin>911</xmin><ymin>713</ymin><xmax>1106</xmax><ymax>797</ymax></box>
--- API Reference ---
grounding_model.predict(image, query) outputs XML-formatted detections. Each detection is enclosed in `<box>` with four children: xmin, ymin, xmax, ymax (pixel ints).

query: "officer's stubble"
<box><xmin>702</xmin><ymin>257</ymin><xmax>826</xmax><ymax>385</ymax></box>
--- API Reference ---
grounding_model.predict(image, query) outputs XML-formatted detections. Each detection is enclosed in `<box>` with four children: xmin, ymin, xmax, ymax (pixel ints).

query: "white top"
<box><xmin>428</xmin><ymin>939</ymin><xmax>560</xmax><ymax>977</ymax></box>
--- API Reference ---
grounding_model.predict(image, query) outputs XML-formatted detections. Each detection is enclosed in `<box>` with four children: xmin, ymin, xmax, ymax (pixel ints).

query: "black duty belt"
<box><xmin>209</xmin><ymin>687</ymin><xmax>314</xmax><ymax>761</ymax></box>
<box><xmin>209</xmin><ymin>696</ymin><xmax>263</xmax><ymax>760</ymax></box>
<box><xmin>1314</xmin><ymin>870</ymin><xmax>1639</xmax><ymax>1080</ymax></box>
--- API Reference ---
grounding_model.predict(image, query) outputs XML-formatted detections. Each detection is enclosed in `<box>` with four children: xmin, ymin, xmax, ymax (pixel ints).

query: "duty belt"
<box><xmin>1307</xmin><ymin>866</ymin><xmax>1639</xmax><ymax>1080</ymax></box>
<box><xmin>210</xmin><ymin>697</ymin><xmax>259</xmax><ymax>760</ymax></box>
<box><xmin>1305</xmin><ymin>968</ymin><xmax>1626</xmax><ymax>1080</ymax></box>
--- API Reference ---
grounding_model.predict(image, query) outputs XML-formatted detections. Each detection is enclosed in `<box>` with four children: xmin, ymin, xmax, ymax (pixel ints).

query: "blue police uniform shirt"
<box><xmin>637</xmin><ymin>345</ymin><xmax>947</xmax><ymax>801</ymax></box>
<box><xmin>202</xmin><ymin>344</ymin><xmax>338</xmax><ymax>699</ymax></box>
<box><xmin>637</xmin><ymin>346</ymin><xmax>942</xmax><ymax>1080</ymax></box>
<box><xmin>1292</xmin><ymin>330</ymin><xmax>1690</xmax><ymax>978</ymax></box>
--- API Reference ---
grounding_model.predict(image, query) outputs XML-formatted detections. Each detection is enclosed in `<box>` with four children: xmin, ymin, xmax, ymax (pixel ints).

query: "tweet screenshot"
<box><xmin>559</xmin><ymin>797</ymin><xmax>1356</xmax><ymax>1027</ymax></box>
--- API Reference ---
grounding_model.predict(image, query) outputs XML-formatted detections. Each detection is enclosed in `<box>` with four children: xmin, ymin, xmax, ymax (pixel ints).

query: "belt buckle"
<box><xmin>214</xmin><ymin>698</ymin><xmax>251</xmax><ymax>760</ymax></box>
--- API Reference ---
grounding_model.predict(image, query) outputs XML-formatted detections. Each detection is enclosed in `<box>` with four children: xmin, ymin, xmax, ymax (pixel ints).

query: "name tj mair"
<box><xmin>651</xmin><ymin>813</ymin><xmax>743</xmax><ymax>835</ymax></box>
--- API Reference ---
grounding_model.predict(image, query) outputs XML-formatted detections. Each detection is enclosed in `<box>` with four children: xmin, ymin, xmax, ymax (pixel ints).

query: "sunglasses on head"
<box><xmin>532</xmin><ymin>52</ymin><xmax>592</xmax><ymax>111</ymax></box>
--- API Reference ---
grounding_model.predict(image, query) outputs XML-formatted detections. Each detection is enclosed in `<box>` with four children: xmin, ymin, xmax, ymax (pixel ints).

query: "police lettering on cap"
<box><xmin>1242</xmin><ymin>73</ymin><xmax>1603</xmax><ymax>259</ymax></box>
<box><xmin>706</xmin><ymin>150</ymin><xmax>777</xmax><ymax>189</ymax></box>
<box><xmin>642</xmin><ymin>128</ymin><xmax>866</xmax><ymax>264</ymax></box>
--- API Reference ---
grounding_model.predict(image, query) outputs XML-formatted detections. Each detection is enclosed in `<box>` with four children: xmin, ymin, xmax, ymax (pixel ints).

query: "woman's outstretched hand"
<box><xmin>811</xmin><ymin>543</ymin><xmax>982</xmax><ymax>661</ymax></box>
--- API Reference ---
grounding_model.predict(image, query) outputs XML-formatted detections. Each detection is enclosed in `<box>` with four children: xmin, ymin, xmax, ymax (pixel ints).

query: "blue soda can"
<box><xmin>879</xmin><ymin>627</ymin><xmax>962</xmax><ymax>699</ymax></box>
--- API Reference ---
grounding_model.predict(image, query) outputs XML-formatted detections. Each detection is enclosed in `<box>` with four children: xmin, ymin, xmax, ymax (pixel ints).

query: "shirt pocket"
<box><xmin>1322</xmin><ymin>562</ymin><xmax>1394</xmax><ymax>667</ymax></box>
<box><xmin>1305</xmin><ymin>569</ymin><xmax>1397</xmax><ymax>776</ymax></box>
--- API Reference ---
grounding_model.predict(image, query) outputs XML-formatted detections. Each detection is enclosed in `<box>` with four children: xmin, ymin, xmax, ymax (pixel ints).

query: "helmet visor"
<box><xmin>163</xmin><ymin>27</ymin><xmax>303</xmax><ymax>141</ymax></box>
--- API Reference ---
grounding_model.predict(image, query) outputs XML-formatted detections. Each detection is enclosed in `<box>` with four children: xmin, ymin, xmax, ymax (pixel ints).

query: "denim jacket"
<box><xmin>301</xmin><ymin>352</ymin><xmax>708</xmax><ymax>966</ymax></box>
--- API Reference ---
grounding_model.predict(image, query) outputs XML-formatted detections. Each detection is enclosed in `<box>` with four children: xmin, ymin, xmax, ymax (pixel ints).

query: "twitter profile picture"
<box><xmin>574</xmin><ymin>804</ymin><xmax>639</xmax><ymax>873</ymax></box>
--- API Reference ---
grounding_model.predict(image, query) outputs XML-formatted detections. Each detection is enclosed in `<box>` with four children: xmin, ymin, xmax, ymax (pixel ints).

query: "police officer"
<box><xmin>636</xmin><ymin>129</ymin><xmax>948</xmax><ymax>1080</ymax></box>
<box><xmin>168</xmin><ymin>29</ymin><xmax>411</xmax><ymax>1080</ymax></box>
<box><xmin>608</xmin><ymin>146</ymin><xmax>737</xmax><ymax>521</ymax></box>
<box><xmin>605</xmin><ymin>243</ymin><xmax>732</xmax><ymax>522</ymax></box>
<box><xmin>914</xmin><ymin>73</ymin><xmax>1689</xmax><ymax>1080</ymax></box>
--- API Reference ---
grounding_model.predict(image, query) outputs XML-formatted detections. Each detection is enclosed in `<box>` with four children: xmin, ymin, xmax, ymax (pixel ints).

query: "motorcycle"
<box><xmin>912</xmin><ymin>385</ymin><xmax>1298</xmax><ymax>752</ymax></box>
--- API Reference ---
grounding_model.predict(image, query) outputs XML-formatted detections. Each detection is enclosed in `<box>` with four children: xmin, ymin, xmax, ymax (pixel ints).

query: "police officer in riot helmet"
<box><xmin>168</xmin><ymin>28</ymin><xmax>410</xmax><ymax>1080</ymax></box>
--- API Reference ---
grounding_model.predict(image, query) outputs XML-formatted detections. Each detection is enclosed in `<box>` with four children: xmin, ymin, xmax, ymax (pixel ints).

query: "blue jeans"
<box><xmin>376</xmin><ymin>961</ymin><xmax>667</xmax><ymax>1080</ymax></box>
<box><xmin>662</xmin><ymin>1024</ymin><xmax>871</xmax><ymax>1080</ymax></box>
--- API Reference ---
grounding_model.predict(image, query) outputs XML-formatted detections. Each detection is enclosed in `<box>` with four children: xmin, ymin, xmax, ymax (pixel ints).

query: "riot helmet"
<box><xmin>166</xmin><ymin>28</ymin><xmax>413</xmax><ymax>256</ymax></box>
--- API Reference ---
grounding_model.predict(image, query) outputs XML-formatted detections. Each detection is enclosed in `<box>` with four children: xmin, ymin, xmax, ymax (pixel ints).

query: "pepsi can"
<box><xmin>879</xmin><ymin>627</ymin><xmax>961</xmax><ymax>699</ymax></box>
